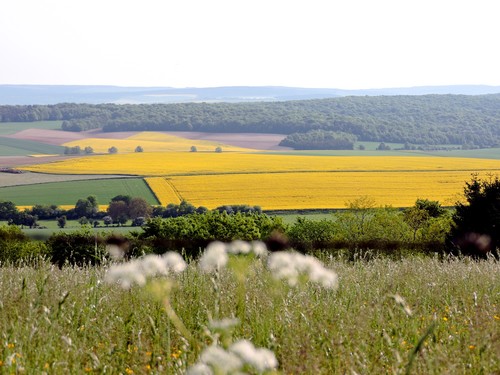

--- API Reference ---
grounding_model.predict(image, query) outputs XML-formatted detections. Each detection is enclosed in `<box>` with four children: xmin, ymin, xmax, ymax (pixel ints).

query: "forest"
<box><xmin>1</xmin><ymin>94</ymin><xmax>500</xmax><ymax>146</ymax></box>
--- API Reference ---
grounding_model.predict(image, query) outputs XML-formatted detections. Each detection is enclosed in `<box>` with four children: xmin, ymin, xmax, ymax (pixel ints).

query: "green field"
<box><xmin>0</xmin><ymin>178</ymin><xmax>159</xmax><ymax>206</ymax></box>
<box><xmin>0</xmin><ymin>121</ymin><xmax>62</xmax><ymax>135</ymax></box>
<box><xmin>0</xmin><ymin>136</ymin><xmax>65</xmax><ymax>156</ymax></box>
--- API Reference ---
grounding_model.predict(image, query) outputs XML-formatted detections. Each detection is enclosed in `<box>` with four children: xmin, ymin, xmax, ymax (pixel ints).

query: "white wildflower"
<box><xmin>268</xmin><ymin>251</ymin><xmax>338</xmax><ymax>289</ymax></box>
<box><xmin>200</xmin><ymin>345</ymin><xmax>243</xmax><ymax>374</ymax></box>
<box><xmin>105</xmin><ymin>260</ymin><xmax>146</xmax><ymax>289</ymax></box>
<box><xmin>229</xmin><ymin>340</ymin><xmax>278</xmax><ymax>373</ymax></box>
<box><xmin>162</xmin><ymin>251</ymin><xmax>187</xmax><ymax>273</ymax></box>
<box><xmin>208</xmin><ymin>317</ymin><xmax>240</xmax><ymax>331</ymax></box>
<box><xmin>251</xmin><ymin>241</ymin><xmax>268</xmax><ymax>257</ymax></box>
<box><xmin>227</xmin><ymin>240</ymin><xmax>252</xmax><ymax>255</ymax></box>
<box><xmin>106</xmin><ymin>244</ymin><xmax>124</xmax><ymax>260</ymax></box>
<box><xmin>186</xmin><ymin>363</ymin><xmax>213</xmax><ymax>375</ymax></box>
<box><xmin>267</xmin><ymin>251</ymin><xmax>300</xmax><ymax>286</ymax></box>
<box><xmin>141</xmin><ymin>254</ymin><xmax>169</xmax><ymax>277</ymax></box>
<box><xmin>105</xmin><ymin>252</ymin><xmax>187</xmax><ymax>289</ymax></box>
<box><xmin>199</xmin><ymin>242</ymin><xmax>228</xmax><ymax>272</ymax></box>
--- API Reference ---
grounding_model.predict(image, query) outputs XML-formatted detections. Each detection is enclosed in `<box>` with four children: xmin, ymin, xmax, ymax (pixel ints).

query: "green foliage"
<box><xmin>64</xmin><ymin>145</ymin><xmax>81</xmax><ymax>155</ymax></box>
<box><xmin>140</xmin><ymin>211</ymin><xmax>286</xmax><ymax>255</ymax></box>
<box><xmin>135</xmin><ymin>145</ymin><xmax>144</xmax><ymax>152</ymax></box>
<box><xmin>0</xmin><ymin>224</ymin><xmax>48</xmax><ymax>263</ymax></box>
<box><xmin>56</xmin><ymin>215</ymin><xmax>67</xmax><ymax>228</ymax></box>
<box><xmin>288</xmin><ymin>217</ymin><xmax>336</xmax><ymax>251</ymax></box>
<box><xmin>279</xmin><ymin>129</ymin><xmax>356</xmax><ymax>150</ymax></box>
<box><xmin>74</xmin><ymin>195</ymin><xmax>98</xmax><ymax>219</ymax></box>
<box><xmin>108</xmin><ymin>146</ymin><xmax>118</xmax><ymax>154</ymax></box>
<box><xmin>0</xmin><ymin>200</ymin><xmax>18</xmax><ymax>220</ymax></box>
<box><xmin>46</xmin><ymin>229</ymin><xmax>107</xmax><ymax>267</ymax></box>
<box><xmin>448</xmin><ymin>174</ymin><xmax>500</xmax><ymax>258</ymax></box>
<box><xmin>84</xmin><ymin>146</ymin><xmax>94</xmax><ymax>154</ymax></box>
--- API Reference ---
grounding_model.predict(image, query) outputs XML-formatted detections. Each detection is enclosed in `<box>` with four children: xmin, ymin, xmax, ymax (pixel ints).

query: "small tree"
<box><xmin>103</xmin><ymin>215</ymin><xmax>113</xmax><ymax>227</ymax></box>
<box><xmin>215</xmin><ymin>146</ymin><xmax>222</xmax><ymax>153</ymax></box>
<box><xmin>57</xmin><ymin>215</ymin><xmax>67</xmax><ymax>229</ymax></box>
<box><xmin>84</xmin><ymin>146</ymin><xmax>94</xmax><ymax>154</ymax></box>
<box><xmin>78</xmin><ymin>216</ymin><xmax>89</xmax><ymax>226</ymax></box>
<box><xmin>108</xmin><ymin>146</ymin><xmax>118</xmax><ymax>154</ymax></box>
<box><xmin>190</xmin><ymin>145</ymin><xmax>198</xmax><ymax>152</ymax></box>
<box><xmin>135</xmin><ymin>146</ymin><xmax>144</xmax><ymax>153</ymax></box>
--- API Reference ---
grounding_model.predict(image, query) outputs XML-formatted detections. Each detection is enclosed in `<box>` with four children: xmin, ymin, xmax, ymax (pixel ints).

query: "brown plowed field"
<box><xmin>5</xmin><ymin>129</ymin><xmax>87</xmax><ymax>145</ymax></box>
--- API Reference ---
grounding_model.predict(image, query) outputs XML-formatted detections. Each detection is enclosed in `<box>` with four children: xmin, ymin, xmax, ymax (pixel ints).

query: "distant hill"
<box><xmin>1</xmin><ymin>84</ymin><xmax>500</xmax><ymax>105</ymax></box>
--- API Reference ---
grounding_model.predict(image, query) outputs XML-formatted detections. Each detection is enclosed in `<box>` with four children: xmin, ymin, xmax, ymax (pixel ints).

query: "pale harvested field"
<box><xmin>0</xmin><ymin>155</ymin><xmax>84</xmax><ymax>168</ymax></box>
<box><xmin>162</xmin><ymin>131</ymin><xmax>290</xmax><ymax>150</ymax></box>
<box><xmin>0</xmin><ymin>171</ymin><xmax>132</xmax><ymax>188</ymax></box>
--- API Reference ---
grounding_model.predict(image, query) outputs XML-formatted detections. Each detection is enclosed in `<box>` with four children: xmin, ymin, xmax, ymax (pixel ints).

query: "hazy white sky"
<box><xmin>1</xmin><ymin>0</ymin><xmax>499</xmax><ymax>89</ymax></box>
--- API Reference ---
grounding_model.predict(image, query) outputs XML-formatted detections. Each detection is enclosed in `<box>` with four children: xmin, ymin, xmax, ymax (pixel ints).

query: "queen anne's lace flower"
<box><xmin>105</xmin><ymin>252</ymin><xmax>187</xmax><ymax>289</ymax></box>
<box><xmin>268</xmin><ymin>251</ymin><xmax>338</xmax><ymax>289</ymax></box>
<box><xmin>187</xmin><ymin>340</ymin><xmax>278</xmax><ymax>375</ymax></box>
<box><xmin>199</xmin><ymin>241</ymin><xmax>228</xmax><ymax>272</ymax></box>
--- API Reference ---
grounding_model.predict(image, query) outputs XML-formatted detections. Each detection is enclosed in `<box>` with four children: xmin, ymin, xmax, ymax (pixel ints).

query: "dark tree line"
<box><xmin>2</xmin><ymin>94</ymin><xmax>500</xmax><ymax>146</ymax></box>
<box><xmin>279</xmin><ymin>130</ymin><xmax>356</xmax><ymax>150</ymax></box>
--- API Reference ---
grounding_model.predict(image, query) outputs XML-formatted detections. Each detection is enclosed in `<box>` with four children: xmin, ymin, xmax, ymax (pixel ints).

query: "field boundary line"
<box><xmin>164</xmin><ymin>178</ymin><xmax>184</xmax><ymax>202</ymax></box>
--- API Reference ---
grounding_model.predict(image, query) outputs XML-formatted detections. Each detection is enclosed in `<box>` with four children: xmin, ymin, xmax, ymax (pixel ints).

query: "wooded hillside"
<box><xmin>1</xmin><ymin>94</ymin><xmax>500</xmax><ymax>146</ymax></box>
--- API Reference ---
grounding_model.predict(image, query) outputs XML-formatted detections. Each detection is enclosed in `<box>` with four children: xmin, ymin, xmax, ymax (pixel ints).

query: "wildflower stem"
<box><xmin>163</xmin><ymin>297</ymin><xmax>196</xmax><ymax>349</ymax></box>
<box><xmin>405</xmin><ymin>322</ymin><xmax>436</xmax><ymax>375</ymax></box>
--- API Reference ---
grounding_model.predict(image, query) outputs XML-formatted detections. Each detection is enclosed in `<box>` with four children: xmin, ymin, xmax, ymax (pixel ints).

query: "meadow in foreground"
<box><xmin>0</xmin><ymin>248</ymin><xmax>498</xmax><ymax>374</ymax></box>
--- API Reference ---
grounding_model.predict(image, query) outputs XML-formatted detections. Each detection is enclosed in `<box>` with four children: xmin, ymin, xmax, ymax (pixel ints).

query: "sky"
<box><xmin>1</xmin><ymin>0</ymin><xmax>499</xmax><ymax>89</ymax></box>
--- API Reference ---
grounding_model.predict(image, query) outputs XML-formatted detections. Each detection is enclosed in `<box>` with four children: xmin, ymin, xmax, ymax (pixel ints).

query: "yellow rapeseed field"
<box><xmin>22</xmin><ymin>153</ymin><xmax>500</xmax><ymax>208</ymax></box>
<box><xmin>144</xmin><ymin>177</ymin><xmax>182</xmax><ymax>206</ymax></box>
<box><xmin>145</xmin><ymin>171</ymin><xmax>480</xmax><ymax>209</ymax></box>
<box><xmin>20</xmin><ymin>152</ymin><xmax>500</xmax><ymax>176</ymax></box>
<box><xmin>62</xmin><ymin>132</ymin><xmax>251</xmax><ymax>153</ymax></box>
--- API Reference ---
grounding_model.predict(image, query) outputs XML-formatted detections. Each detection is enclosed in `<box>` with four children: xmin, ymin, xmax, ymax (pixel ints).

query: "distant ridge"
<box><xmin>1</xmin><ymin>84</ymin><xmax>500</xmax><ymax>105</ymax></box>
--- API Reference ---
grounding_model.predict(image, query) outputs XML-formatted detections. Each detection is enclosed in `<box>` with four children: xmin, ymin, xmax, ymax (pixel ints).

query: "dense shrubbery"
<box><xmin>140</xmin><ymin>211</ymin><xmax>285</xmax><ymax>256</ymax></box>
<box><xmin>0</xmin><ymin>225</ymin><xmax>48</xmax><ymax>263</ymax></box>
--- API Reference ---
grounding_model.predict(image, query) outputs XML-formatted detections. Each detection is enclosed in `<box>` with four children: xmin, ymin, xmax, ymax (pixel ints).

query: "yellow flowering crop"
<box><xmin>63</xmin><ymin>132</ymin><xmax>251</xmax><ymax>153</ymax></box>
<box><xmin>20</xmin><ymin>153</ymin><xmax>500</xmax><ymax>177</ymax></box>
<box><xmin>146</xmin><ymin>170</ymin><xmax>490</xmax><ymax>209</ymax></box>
<box><xmin>144</xmin><ymin>177</ymin><xmax>181</xmax><ymax>206</ymax></box>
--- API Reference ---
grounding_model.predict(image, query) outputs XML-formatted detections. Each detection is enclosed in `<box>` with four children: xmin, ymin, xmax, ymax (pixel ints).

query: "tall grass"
<box><xmin>0</xmin><ymin>255</ymin><xmax>498</xmax><ymax>374</ymax></box>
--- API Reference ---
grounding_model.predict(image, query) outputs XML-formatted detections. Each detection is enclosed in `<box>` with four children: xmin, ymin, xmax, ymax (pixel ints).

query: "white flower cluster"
<box><xmin>268</xmin><ymin>251</ymin><xmax>338</xmax><ymax>289</ymax></box>
<box><xmin>199</xmin><ymin>241</ymin><xmax>268</xmax><ymax>273</ymax></box>
<box><xmin>187</xmin><ymin>340</ymin><xmax>278</xmax><ymax>375</ymax></box>
<box><xmin>104</xmin><ymin>252</ymin><xmax>186</xmax><ymax>289</ymax></box>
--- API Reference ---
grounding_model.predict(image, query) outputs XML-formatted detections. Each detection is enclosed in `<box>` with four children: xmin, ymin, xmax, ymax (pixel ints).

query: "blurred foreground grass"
<box><xmin>0</xmin><ymin>255</ymin><xmax>498</xmax><ymax>374</ymax></box>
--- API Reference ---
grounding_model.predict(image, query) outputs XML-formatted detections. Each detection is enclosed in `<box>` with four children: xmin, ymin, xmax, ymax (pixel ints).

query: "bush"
<box><xmin>0</xmin><ymin>225</ymin><xmax>48</xmax><ymax>263</ymax></box>
<box><xmin>447</xmin><ymin>174</ymin><xmax>500</xmax><ymax>258</ymax></box>
<box><xmin>47</xmin><ymin>230</ymin><xmax>107</xmax><ymax>267</ymax></box>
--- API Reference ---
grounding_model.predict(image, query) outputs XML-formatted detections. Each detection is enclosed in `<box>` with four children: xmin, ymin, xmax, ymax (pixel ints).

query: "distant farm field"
<box><xmin>18</xmin><ymin>153</ymin><xmax>500</xmax><ymax>208</ymax></box>
<box><xmin>145</xmin><ymin>171</ymin><xmax>478</xmax><ymax>209</ymax></box>
<box><xmin>62</xmin><ymin>132</ymin><xmax>253</xmax><ymax>153</ymax></box>
<box><xmin>0</xmin><ymin>121</ymin><xmax>62</xmax><ymax>136</ymax></box>
<box><xmin>20</xmin><ymin>153</ymin><xmax>500</xmax><ymax>176</ymax></box>
<box><xmin>0</xmin><ymin>137</ymin><xmax>65</xmax><ymax>156</ymax></box>
<box><xmin>0</xmin><ymin>178</ymin><xmax>159</xmax><ymax>206</ymax></box>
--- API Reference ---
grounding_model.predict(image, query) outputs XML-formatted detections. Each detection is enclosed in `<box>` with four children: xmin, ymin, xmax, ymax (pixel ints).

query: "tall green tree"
<box><xmin>447</xmin><ymin>174</ymin><xmax>500</xmax><ymax>258</ymax></box>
